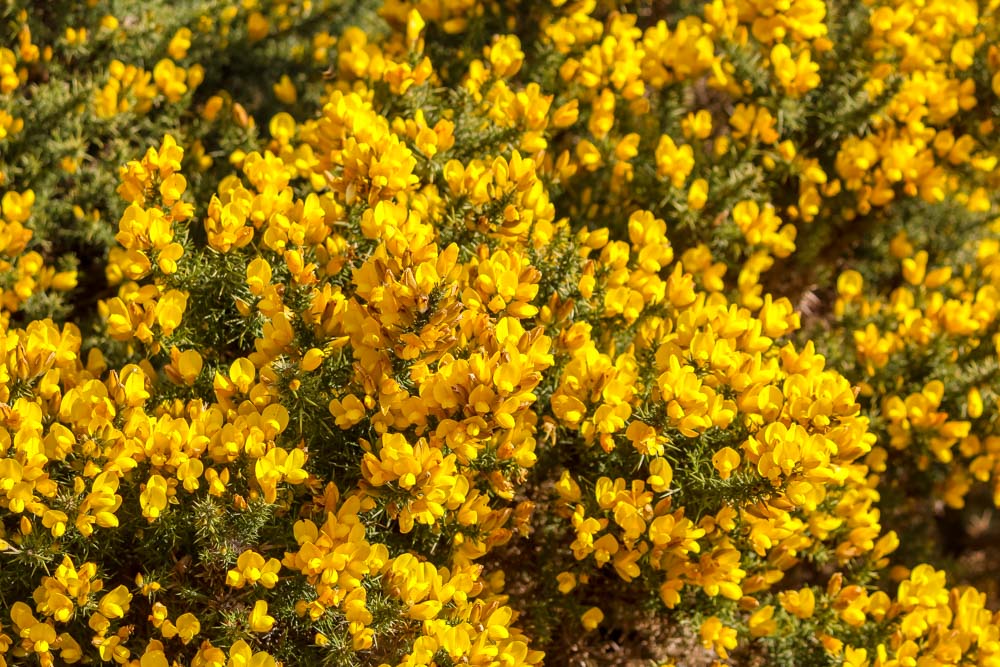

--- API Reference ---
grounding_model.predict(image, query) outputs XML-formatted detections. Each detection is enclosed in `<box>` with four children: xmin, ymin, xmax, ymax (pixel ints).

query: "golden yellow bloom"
<box><xmin>712</xmin><ymin>447</ymin><xmax>741</xmax><ymax>480</ymax></box>
<box><xmin>581</xmin><ymin>607</ymin><xmax>604</xmax><ymax>631</ymax></box>
<box><xmin>249</xmin><ymin>600</ymin><xmax>275</xmax><ymax>633</ymax></box>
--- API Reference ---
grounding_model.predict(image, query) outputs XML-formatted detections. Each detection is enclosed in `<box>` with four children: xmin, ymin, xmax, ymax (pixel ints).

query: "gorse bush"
<box><xmin>2</xmin><ymin>0</ymin><xmax>1000</xmax><ymax>665</ymax></box>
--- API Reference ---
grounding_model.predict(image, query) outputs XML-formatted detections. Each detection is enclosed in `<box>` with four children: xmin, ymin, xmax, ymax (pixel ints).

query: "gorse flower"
<box><xmin>1</xmin><ymin>0</ymin><xmax>1000</xmax><ymax>665</ymax></box>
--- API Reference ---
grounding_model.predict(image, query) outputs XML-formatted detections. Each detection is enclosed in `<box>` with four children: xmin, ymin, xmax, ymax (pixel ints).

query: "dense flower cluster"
<box><xmin>2</xmin><ymin>0</ymin><xmax>1000</xmax><ymax>665</ymax></box>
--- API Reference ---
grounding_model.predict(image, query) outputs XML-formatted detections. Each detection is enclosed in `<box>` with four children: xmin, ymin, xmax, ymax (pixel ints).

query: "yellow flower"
<box><xmin>647</xmin><ymin>457</ymin><xmax>673</xmax><ymax>493</ymax></box>
<box><xmin>712</xmin><ymin>447</ymin><xmax>741</xmax><ymax>480</ymax></box>
<box><xmin>98</xmin><ymin>585</ymin><xmax>131</xmax><ymax>619</ymax></box>
<box><xmin>967</xmin><ymin>387</ymin><xmax>983</xmax><ymax>419</ymax></box>
<box><xmin>844</xmin><ymin>646</ymin><xmax>869</xmax><ymax>667</ymax></box>
<box><xmin>177</xmin><ymin>349</ymin><xmax>203</xmax><ymax>384</ymax></box>
<box><xmin>769</xmin><ymin>43</ymin><xmax>820</xmax><ymax>96</ymax></box>
<box><xmin>556</xmin><ymin>572</ymin><xmax>577</xmax><ymax>594</ymax></box>
<box><xmin>408</xmin><ymin>600</ymin><xmax>443</xmax><ymax>620</ymax></box>
<box><xmin>175</xmin><ymin>613</ymin><xmax>200</xmax><ymax>644</ymax></box>
<box><xmin>655</xmin><ymin>135</ymin><xmax>695</xmax><ymax>188</ymax></box>
<box><xmin>778</xmin><ymin>587</ymin><xmax>816</xmax><ymax>619</ymax></box>
<box><xmin>487</xmin><ymin>35</ymin><xmax>524</xmax><ymax>78</ymax></box>
<box><xmin>748</xmin><ymin>605</ymin><xmax>776</xmax><ymax>637</ymax></box>
<box><xmin>837</xmin><ymin>270</ymin><xmax>864</xmax><ymax>300</ymax></box>
<box><xmin>228</xmin><ymin>357</ymin><xmax>256</xmax><ymax>394</ymax></box>
<box><xmin>247</xmin><ymin>12</ymin><xmax>269</xmax><ymax>42</ymax></box>
<box><xmin>700</xmin><ymin>616</ymin><xmax>738</xmax><ymax>659</ymax></box>
<box><xmin>155</xmin><ymin>289</ymin><xmax>188</xmax><ymax>335</ymax></box>
<box><xmin>140</xmin><ymin>651</ymin><xmax>169</xmax><ymax>667</ymax></box>
<box><xmin>167</xmin><ymin>27</ymin><xmax>192</xmax><ymax>60</ymax></box>
<box><xmin>227</xmin><ymin>551</ymin><xmax>282</xmax><ymax>589</ymax></box>
<box><xmin>329</xmin><ymin>394</ymin><xmax>367</xmax><ymax>429</ymax></box>
<box><xmin>249</xmin><ymin>600</ymin><xmax>275</xmax><ymax>633</ymax></box>
<box><xmin>682</xmin><ymin>110</ymin><xmax>713</xmax><ymax>140</ymax></box>
<box><xmin>140</xmin><ymin>474</ymin><xmax>169</xmax><ymax>520</ymax></box>
<box><xmin>300</xmin><ymin>347</ymin><xmax>325</xmax><ymax>372</ymax></box>
<box><xmin>581</xmin><ymin>607</ymin><xmax>604</xmax><ymax>631</ymax></box>
<box><xmin>269</xmin><ymin>112</ymin><xmax>296</xmax><ymax>144</ymax></box>
<box><xmin>229</xmin><ymin>640</ymin><xmax>277</xmax><ymax>667</ymax></box>
<box><xmin>273</xmin><ymin>75</ymin><xmax>297</xmax><ymax>104</ymax></box>
<box><xmin>152</xmin><ymin>59</ymin><xmax>188</xmax><ymax>102</ymax></box>
<box><xmin>687</xmin><ymin>178</ymin><xmax>709</xmax><ymax>211</ymax></box>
